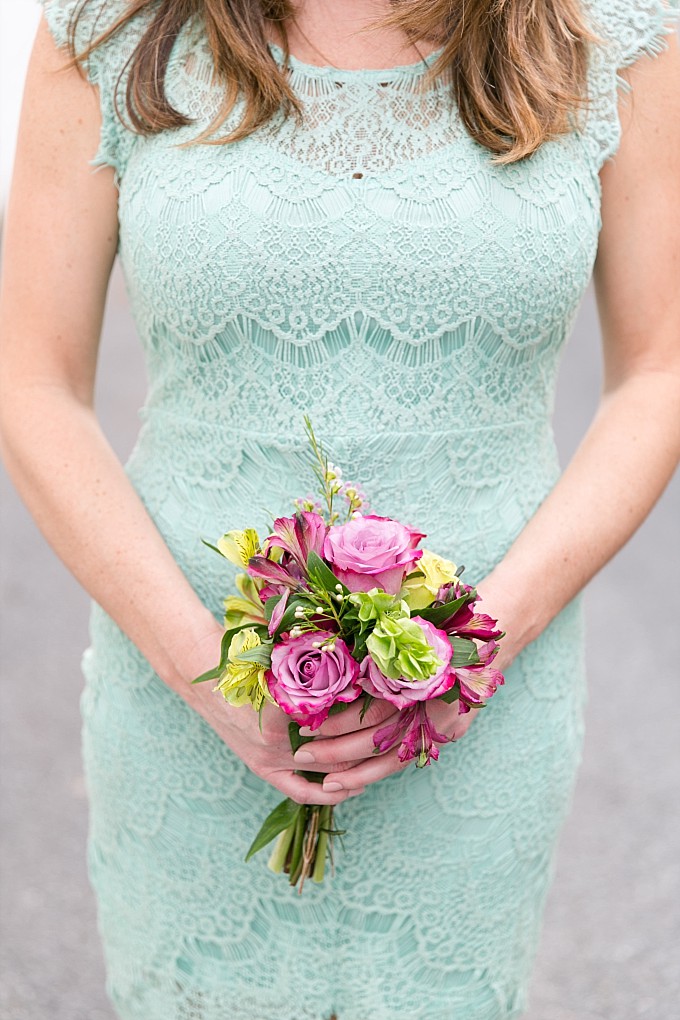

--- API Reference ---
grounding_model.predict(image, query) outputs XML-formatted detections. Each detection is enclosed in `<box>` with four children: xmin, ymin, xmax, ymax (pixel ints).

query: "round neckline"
<box><xmin>267</xmin><ymin>40</ymin><xmax>446</xmax><ymax>81</ymax></box>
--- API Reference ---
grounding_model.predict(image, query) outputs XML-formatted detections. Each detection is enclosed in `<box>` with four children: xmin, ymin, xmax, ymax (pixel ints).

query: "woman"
<box><xmin>0</xmin><ymin>0</ymin><xmax>678</xmax><ymax>1017</ymax></box>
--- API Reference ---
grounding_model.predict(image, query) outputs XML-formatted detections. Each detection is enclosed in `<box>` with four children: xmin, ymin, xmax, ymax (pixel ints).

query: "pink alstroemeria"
<box><xmin>373</xmin><ymin>701</ymin><xmax>450</xmax><ymax>768</ymax></box>
<box><xmin>455</xmin><ymin>639</ymin><xmax>505</xmax><ymax>711</ymax></box>
<box><xmin>267</xmin><ymin>587</ymin><xmax>290</xmax><ymax>637</ymax></box>
<box><xmin>247</xmin><ymin>555</ymin><xmax>304</xmax><ymax>594</ymax></box>
<box><xmin>263</xmin><ymin>511</ymin><xmax>327</xmax><ymax>572</ymax></box>
<box><xmin>443</xmin><ymin>601</ymin><xmax>504</xmax><ymax>641</ymax></box>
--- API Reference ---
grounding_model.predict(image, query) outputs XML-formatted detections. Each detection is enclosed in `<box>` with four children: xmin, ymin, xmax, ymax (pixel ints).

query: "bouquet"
<box><xmin>194</xmin><ymin>417</ymin><xmax>505</xmax><ymax>892</ymax></box>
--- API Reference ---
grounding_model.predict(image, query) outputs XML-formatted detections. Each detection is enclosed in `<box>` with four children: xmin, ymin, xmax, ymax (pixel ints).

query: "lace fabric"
<box><xmin>36</xmin><ymin>1</ymin><xmax>680</xmax><ymax>1017</ymax></box>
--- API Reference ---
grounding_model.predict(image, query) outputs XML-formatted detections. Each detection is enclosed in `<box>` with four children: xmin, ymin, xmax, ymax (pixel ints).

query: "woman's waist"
<box><xmin>126</xmin><ymin>407</ymin><xmax>560</xmax><ymax>493</ymax></box>
<box><xmin>126</xmin><ymin>408</ymin><xmax>560</xmax><ymax>495</ymax></box>
<box><xmin>124</xmin><ymin>442</ymin><xmax>562</xmax><ymax>614</ymax></box>
<box><xmin>137</xmin><ymin>403</ymin><xmax>551</xmax><ymax>441</ymax></box>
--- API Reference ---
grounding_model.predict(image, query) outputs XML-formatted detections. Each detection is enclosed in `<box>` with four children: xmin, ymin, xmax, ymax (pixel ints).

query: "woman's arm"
<box><xmin>481</xmin><ymin>31</ymin><xmax>680</xmax><ymax>654</ymax></box>
<box><xmin>0</xmin><ymin>18</ymin><xmax>359</xmax><ymax>806</ymax></box>
<box><xmin>302</xmin><ymin>33</ymin><xmax>680</xmax><ymax>789</ymax></box>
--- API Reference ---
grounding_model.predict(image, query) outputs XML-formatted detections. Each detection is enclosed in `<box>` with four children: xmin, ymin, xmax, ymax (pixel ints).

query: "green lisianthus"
<box><xmin>346</xmin><ymin>588</ymin><xmax>403</xmax><ymax>623</ymax></box>
<box><xmin>214</xmin><ymin>628</ymin><xmax>274</xmax><ymax>711</ymax></box>
<box><xmin>366</xmin><ymin>614</ymin><xmax>443</xmax><ymax>682</ymax></box>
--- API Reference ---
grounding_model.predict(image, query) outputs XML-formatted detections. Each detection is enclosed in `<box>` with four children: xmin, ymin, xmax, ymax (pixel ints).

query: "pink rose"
<box><xmin>267</xmin><ymin>631</ymin><xmax>361</xmax><ymax>730</ymax></box>
<box><xmin>323</xmin><ymin>514</ymin><xmax>425</xmax><ymax>595</ymax></box>
<box><xmin>359</xmin><ymin>618</ymin><xmax>455</xmax><ymax>709</ymax></box>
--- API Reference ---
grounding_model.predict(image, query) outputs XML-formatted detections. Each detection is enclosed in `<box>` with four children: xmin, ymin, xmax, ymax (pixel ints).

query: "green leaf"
<box><xmin>191</xmin><ymin>666</ymin><xmax>223</xmax><ymax>685</ymax></box>
<box><xmin>217</xmin><ymin>625</ymin><xmax>249</xmax><ymax>665</ymax></box>
<box><xmin>201</xmin><ymin>538</ymin><xmax>223</xmax><ymax>556</ymax></box>
<box><xmin>340</xmin><ymin>604</ymin><xmax>359</xmax><ymax>622</ymax></box>
<box><xmin>338</xmin><ymin>606</ymin><xmax>366</xmax><ymax>646</ymax></box>
<box><xmin>234</xmin><ymin>643</ymin><xmax>273</xmax><ymax>667</ymax></box>
<box><xmin>288</xmin><ymin>721</ymin><xmax>315</xmax><ymax>754</ymax></box>
<box><xmin>271</xmin><ymin>597</ymin><xmax>309</xmax><ymax>638</ymax></box>
<box><xmin>359</xmin><ymin>694</ymin><xmax>374</xmax><ymax>723</ymax></box>
<box><xmin>450</xmin><ymin>637</ymin><xmax>480</xmax><ymax>667</ymax></box>
<box><xmin>298</xmin><ymin>770</ymin><xmax>325</xmax><ymax>784</ymax></box>
<box><xmin>439</xmin><ymin>686</ymin><xmax>460</xmax><ymax>704</ymax></box>
<box><xmin>192</xmin><ymin>623</ymin><xmax>257</xmax><ymax>682</ymax></box>
<box><xmin>418</xmin><ymin>593</ymin><xmax>472</xmax><ymax>627</ymax></box>
<box><xmin>307</xmin><ymin>550</ymin><xmax>348</xmax><ymax>595</ymax></box>
<box><xmin>263</xmin><ymin>594</ymin><xmax>282</xmax><ymax>623</ymax></box>
<box><xmin>245</xmin><ymin>798</ymin><xmax>302</xmax><ymax>862</ymax></box>
<box><xmin>287</xmin><ymin>805</ymin><xmax>309</xmax><ymax>885</ymax></box>
<box><xmin>352</xmin><ymin>632</ymin><xmax>368</xmax><ymax>663</ymax></box>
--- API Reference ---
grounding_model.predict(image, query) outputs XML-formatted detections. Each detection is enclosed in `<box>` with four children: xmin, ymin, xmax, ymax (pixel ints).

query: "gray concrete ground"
<box><xmin>1</xmin><ymin>265</ymin><xmax>679</xmax><ymax>1020</ymax></box>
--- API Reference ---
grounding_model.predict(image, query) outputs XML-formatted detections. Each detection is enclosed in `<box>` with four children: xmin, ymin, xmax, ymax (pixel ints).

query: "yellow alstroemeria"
<box><xmin>401</xmin><ymin>548</ymin><xmax>459</xmax><ymax>611</ymax></box>
<box><xmin>217</xmin><ymin>529</ymin><xmax>261</xmax><ymax>569</ymax></box>
<box><xmin>214</xmin><ymin>628</ymin><xmax>274</xmax><ymax>711</ymax></box>
<box><xmin>224</xmin><ymin>572</ymin><xmax>267</xmax><ymax>630</ymax></box>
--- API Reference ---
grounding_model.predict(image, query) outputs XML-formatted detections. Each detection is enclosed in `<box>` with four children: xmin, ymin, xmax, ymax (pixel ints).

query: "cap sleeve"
<box><xmin>37</xmin><ymin>0</ymin><xmax>147</xmax><ymax>185</ymax></box>
<box><xmin>580</xmin><ymin>0</ymin><xmax>680</xmax><ymax>171</ymax></box>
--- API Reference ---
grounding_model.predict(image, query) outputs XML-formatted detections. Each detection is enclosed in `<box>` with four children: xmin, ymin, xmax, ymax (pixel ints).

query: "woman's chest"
<box><xmin>117</xmin><ymin>82</ymin><xmax>603</xmax><ymax>349</ymax></box>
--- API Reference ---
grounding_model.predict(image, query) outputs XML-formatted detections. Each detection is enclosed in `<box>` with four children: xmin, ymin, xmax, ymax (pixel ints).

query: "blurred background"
<box><xmin>1</xmin><ymin>4</ymin><xmax>679</xmax><ymax>1019</ymax></box>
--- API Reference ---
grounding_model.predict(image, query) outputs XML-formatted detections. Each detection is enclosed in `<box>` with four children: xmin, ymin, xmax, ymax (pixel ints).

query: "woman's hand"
<box><xmin>190</xmin><ymin>683</ymin><xmax>368</xmax><ymax>805</ymax></box>
<box><xmin>289</xmin><ymin>575</ymin><xmax>519</xmax><ymax>794</ymax></box>
<box><xmin>183</xmin><ymin>574</ymin><xmax>518</xmax><ymax>801</ymax></box>
<box><xmin>291</xmin><ymin>695</ymin><xmax>481</xmax><ymax>793</ymax></box>
<box><xmin>182</xmin><ymin>625</ymin><xmax>366</xmax><ymax>805</ymax></box>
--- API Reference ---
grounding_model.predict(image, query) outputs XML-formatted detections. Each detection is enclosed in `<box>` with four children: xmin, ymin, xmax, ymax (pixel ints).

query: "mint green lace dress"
<box><xmin>39</xmin><ymin>2</ymin><xmax>679</xmax><ymax>1017</ymax></box>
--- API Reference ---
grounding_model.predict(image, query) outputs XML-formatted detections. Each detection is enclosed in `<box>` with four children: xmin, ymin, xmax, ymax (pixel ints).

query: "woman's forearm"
<box><xmin>0</xmin><ymin>384</ymin><xmax>223</xmax><ymax>692</ymax></box>
<box><xmin>481</xmin><ymin>368</ymin><xmax>680</xmax><ymax>661</ymax></box>
<box><xmin>0</xmin><ymin>384</ymin><xmax>359</xmax><ymax>805</ymax></box>
<box><xmin>4</xmin><ymin>363</ymin><xmax>678</xmax><ymax>692</ymax></box>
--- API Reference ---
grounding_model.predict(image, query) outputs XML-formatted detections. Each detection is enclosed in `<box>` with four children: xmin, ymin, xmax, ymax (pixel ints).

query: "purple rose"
<box><xmin>267</xmin><ymin>630</ymin><xmax>361</xmax><ymax>730</ymax></box>
<box><xmin>323</xmin><ymin>514</ymin><xmax>425</xmax><ymax>595</ymax></box>
<box><xmin>359</xmin><ymin>618</ymin><xmax>455</xmax><ymax>709</ymax></box>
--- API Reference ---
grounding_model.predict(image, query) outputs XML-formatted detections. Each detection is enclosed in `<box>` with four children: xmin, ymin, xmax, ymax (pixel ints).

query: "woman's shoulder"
<box><xmin>577</xmin><ymin>0</ymin><xmax>679</xmax><ymax>170</ymax></box>
<box><xmin>37</xmin><ymin>0</ymin><xmax>150</xmax><ymax>53</ymax></box>
<box><xmin>37</xmin><ymin>0</ymin><xmax>159</xmax><ymax>182</ymax></box>
<box><xmin>580</xmin><ymin>0</ymin><xmax>679</xmax><ymax>69</ymax></box>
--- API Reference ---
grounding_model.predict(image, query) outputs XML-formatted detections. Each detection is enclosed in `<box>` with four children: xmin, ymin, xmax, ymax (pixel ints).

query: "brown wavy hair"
<box><xmin>64</xmin><ymin>0</ymin><xmax>600</xmax><ymax>165</ymax></box>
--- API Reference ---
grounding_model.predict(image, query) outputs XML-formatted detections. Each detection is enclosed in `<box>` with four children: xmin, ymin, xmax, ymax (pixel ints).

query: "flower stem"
<box><xmin>298</xmin><ymin>805</ymin><xmax>321</xmax><ymax>894</ymax></box>
<box><xmin>268</xmin><ymin>820</ymin><xmax>296</xmax><ymax>874</ymax></box>
<box><xmin>303</xmin><ymin>415</ymin><xmax>337</xmax><ymax>524</ymax></box>
<box><xmin>312</xmin><ymin>805</ymin><xmax>331</xmax><ymax>883</ymax></box>
<box><xmin>288</xmin><ymin>806</ymin><xmax>307</xmax><ymax>886</ymax></box>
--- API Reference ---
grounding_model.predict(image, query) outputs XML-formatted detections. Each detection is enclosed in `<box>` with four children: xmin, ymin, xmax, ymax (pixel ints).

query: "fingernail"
<box><xmin>299</xmin><ymin>726</ymin><xmax>315</xmax><ymax>736</ymax></box>
<box><xmin>294</xmin><ymin>750</ymin><xmax>315</xmax><ymax>764</ymax></box>
<box><xmin>323</xmin><ymin>781</ymin><xmax>344</xmax><ymax>792</ymax></box>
